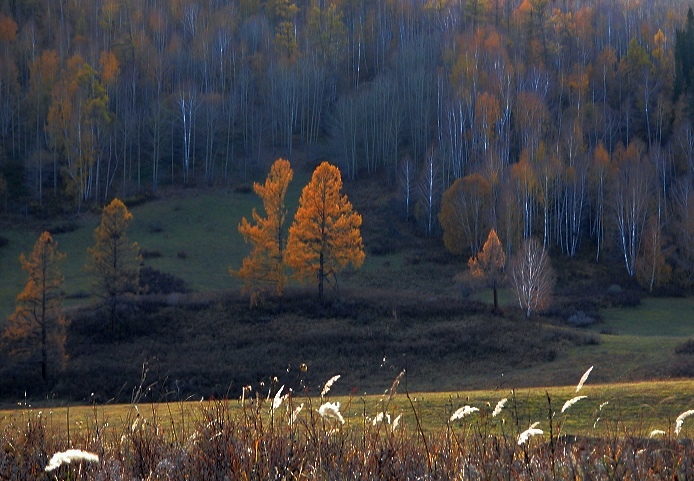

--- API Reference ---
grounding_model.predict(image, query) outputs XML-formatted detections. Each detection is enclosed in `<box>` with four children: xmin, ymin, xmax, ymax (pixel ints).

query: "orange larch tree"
<box><xmin>87</xmin><ymin>198</ymin><xmax>140</xmax><ymax>330</ymax></box>
<box><xmin>4</xmin><ymin>232</ymin><xmax>67</xmax><ymax>382</ymax></box>
<box><xmin>235</xmin><ymin>158</ymin><xmax>294</xmax><ymax>304</ymax></box>
<box><xmin>285</xmin><ymin>161</ymin><xmax>365</xmax><ymax>301</ymax></box>
<box><xmin>467</xmin><ymin>229</ymin><xmax>506</xmax><ymax>312</ymax></box>
<box><xmin>468</xmin><ymin>228</ymin><xmax>506</xmax><ymax>312</ymax></box>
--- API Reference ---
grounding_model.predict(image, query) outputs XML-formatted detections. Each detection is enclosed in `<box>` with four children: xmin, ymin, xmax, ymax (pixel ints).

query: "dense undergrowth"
<box><xmin>0</xmin><ymin>288</ymin><xmax>601</xmax><ymax>402</ymax></box>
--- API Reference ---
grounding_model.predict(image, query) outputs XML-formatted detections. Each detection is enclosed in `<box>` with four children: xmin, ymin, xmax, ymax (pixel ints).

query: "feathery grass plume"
<box><xmin>392</xmin><ymin>413</ymin><xmax>403</xmax><ymax>432</ymax></box>
<box><xmin>318</xmin><ymin>401</ymin><xmax>345</xmax><ymax>424</ymax></box>
<box><xmin>649</xmin><ymin>429</ymin><xmax>667</xmax><ymax>438</ymax></box>
<box><xmin>492</xmin><ymin>398</ymin><xmax>508</xmax><ymax>417</ymax></box>
<box><xmin>576</xmin><ymin>366</ymin><xmax>593</xmax><ymax>393</ymax></box>
<box><xmin>290</xmin><ymin>403</ymin><xmax>304</xmax><ymax>425</ymax></box>
<box><xmin>450</xmin><ymin>405</ymin><xmax>479</xmax><ymax>421</ymax></box>
<box><xmin>388</xmin><ymin>370</ymin><xmax>406</xmax><ymax>401</ymax></box>
<box><xmin>561</xmin><ymin>395</ymin><xmax>587</xmax><ymax>413</ymax></box>
<box><xmin>272</xmin><ymin>385</ymin><xmax>285</xmax><ymax>411</ymax></box>
<box><xmin>675</xmin><ymin>409</ymin><xmax>694</xmax><ymax>435</ymax></box>
<box><xmin>372</xmin><ymin>412</ymin><xmax>391</xmax><ymax>426</ymax></box>
<box><xmin>321</xmin><ymin>375</ymin><xmax>341</xmax><ymax>397</ymax></box>
<box><xmin>45</xmin><ymin>449</ymin><xmax>99</xmax><ymax>472</ymax></box>
<box><xmin>241</xmin><ymin>385</ymin><xmax>252</xmax><ymax>404</ymax></box>
<box><xmin>518</xmin><ymin>426</ymin><xmax>544</xmax><ymax>445</ymax></box>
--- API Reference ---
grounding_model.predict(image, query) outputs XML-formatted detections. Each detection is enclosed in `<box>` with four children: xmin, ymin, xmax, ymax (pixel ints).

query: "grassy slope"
<box><xmin>2</xmin><ymin>379</ymin><xmax>693</xmax><ymax>437</ymax></box>
<box><xmin>0</xmin><ymin>172</ymin><xmax>308</xmax><ymax>318</ymax></box>
<box><xmin>0</xmin><ymin>179</ymin><xmax>693</xmax><ymax>402</ymax></box>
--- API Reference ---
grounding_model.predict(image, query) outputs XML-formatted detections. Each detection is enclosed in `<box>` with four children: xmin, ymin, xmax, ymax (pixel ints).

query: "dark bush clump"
<box><xmin>233</xmin><ymin>184</ymin><xmax>253</xmax><ymax>194</ymax></box>
<box><xmin>148</xmin><ymin>223</ymin><xmax>164</xmax><ymax>233</ymax></box>
<box><xmin>46</xmin><ymin>220</ymin><xmax>79</xmax><ymax>234</ymax></box>
<box><xmin>140</xmin><ymin>267</ymin><xmax>188</xmax><ymax>294</ymax></box>
<box><xmin>675</xmin><ymin>339</ymin><xmax>694</xmax><ymax>355</ymax></box>
<box><xmin>140</xmin><ymin>249</ymin><xmax>163</xmax><ymax>259</ymax></box>
<box><xmin>0</xmin><ymin>235</ymin><xmax>7</xmax><ymax>248</ymax></box>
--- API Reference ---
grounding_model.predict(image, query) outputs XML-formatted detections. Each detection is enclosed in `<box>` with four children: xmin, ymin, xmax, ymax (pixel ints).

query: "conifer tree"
<box><xmin>285</xmin><ymin>161</ymin><xmax>365</xmax><ymax>300</ymax></box>
<box><xmin>235</xmin><ymin>158</ymin><xmax>294</xmax><ymax>305</ymax></box>
<box><xmin>4</xmin><ymin>232</ymin><xmax>67</xmax><ymax>382</ymax></box>
<box><xmin>87</xmin><ymin>198</ymin><xmax>140</xmax><ymax>330</ymax></box>
<box><xmin>468</xmin><ymin>228</ymin><xmax>506</xmax><ymax>312</ymax></box>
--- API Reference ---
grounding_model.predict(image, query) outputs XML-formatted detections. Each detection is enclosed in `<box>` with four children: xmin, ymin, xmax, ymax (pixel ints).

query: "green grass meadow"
<box><xmin>0</xmin><ymin>177</ymin><xmax>308</xmax><ymax>318</ymax></box>
<box><xmin>2</xmin><ymin>379</ymin><xmax>693</xmax><ymax>438</ymax></box>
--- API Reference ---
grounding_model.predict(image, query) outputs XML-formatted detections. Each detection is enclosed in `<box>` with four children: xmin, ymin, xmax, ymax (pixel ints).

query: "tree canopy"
<box><xmin>285</xmin><ymin>161</ymin><xmax>364</xmax><ymax>300</ymax></box>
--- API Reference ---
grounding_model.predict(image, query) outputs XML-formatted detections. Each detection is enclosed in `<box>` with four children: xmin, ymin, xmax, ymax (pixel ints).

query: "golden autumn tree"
<box><xmin>4</xmin><ymin>232</ymin><xmax>67</xmax><ymax>382</ymax></box>
<box><xmin>235</xmin><ymin>158</ymin><xmax>294</xmax><ymax>305</ymax></box>
<box><xmin>285</xmin><ymin>161</ymin><xmax>365</xmax><ymax>301</ymax></box>
<box><xmin>468</xmin><ymin>228</ymin><xmax>506</xmax><ymax>312</ymax></box>
<box><xmin>87</xmin><ymin>198</ymin><xmax>140</xmax><ymax>330</ymax></box>
<box><xmin>439</xmin><ymin>173</ymin><xmax>492</xmax><ymax>257</ymax></box>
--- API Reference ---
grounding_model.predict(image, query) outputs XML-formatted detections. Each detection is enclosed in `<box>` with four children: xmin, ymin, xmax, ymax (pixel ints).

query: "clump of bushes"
<box><xmin>139</xmin><ymin>267</ymin><xmax>188</xmax><ymax>294</ymax></box>
<box><xmin>139</xmin><ymin>248</ymin><xmax>162</xmax><ymax>259</ymax></box>
<box><xmin>45</xmin><ymin>220</ymin><xmax>79</xmax><ymax>234</ymax></box>
<box><xmin>233</xmin><ymin>184</ymin><xmax>253</xmax><ymax>194</ymax></box>
<box><xmin>675</xmin><ymin>339</ymin><xmax>694</xmax><ymax>355</ymax></box>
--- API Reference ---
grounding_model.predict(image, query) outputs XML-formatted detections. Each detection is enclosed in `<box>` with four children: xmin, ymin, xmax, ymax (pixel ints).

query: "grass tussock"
<box><xmin>2</xmin><ymin>374</ymin><xmax>694</xmax><ymax>480</ymax></box>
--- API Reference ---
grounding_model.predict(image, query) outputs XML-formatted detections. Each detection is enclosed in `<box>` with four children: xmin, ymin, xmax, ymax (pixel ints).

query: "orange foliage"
<box><xmin>285</xmin><ymin>161</ymin><xmax>364</xmax><ymax>300</ymax></box>
<box><xmin>511</xmin><ymin>150</ymin><xmax>538</xmax><ymax>194</ymax></box>
<box><xmin>475</xmin><ymin>92</ymin><xmax>501</xmax><ymax>139</ymax></box>
<box><xmin>4</xmin><ymin>232</ymin><xmax>67</xmax><ymax>381</ymax></box>
<box><xmin>0</xmin><ymin>14</ymin><xmax>17</xmax><ymax>42</ymax></box>
<box><xmin>100</xmin><ymin>50</ymin><xmax>120</xmax><ymax>85</ymax></box>
<box><xmin>439</xmin><ymin>173</ymin><xmax>492</xmax><ymax>256</ymax></box>
<box><xmin>468</xmin><ymin>228</ymin><xmax>506</xmax><ymax>310</ymax></box>
<box><xmin>236</xmin><ymin>158</ymin><xmax>294</xmax><ymax>304</ymax></box>
<box><xmin>87</xmin><ymin>199</ymin><xmax>140</xmax><ymax>329</ymax></box>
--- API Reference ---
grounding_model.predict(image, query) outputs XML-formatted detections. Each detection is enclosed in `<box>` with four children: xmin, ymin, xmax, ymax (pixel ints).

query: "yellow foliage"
<box><xmin>285</xmin><ymin>161</ymin><xmax>364</xmax><ymax>300</ymax></box>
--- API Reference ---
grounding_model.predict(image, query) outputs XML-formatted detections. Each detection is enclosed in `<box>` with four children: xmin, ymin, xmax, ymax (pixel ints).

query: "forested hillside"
<box><xmin>0</xmin><ymin>0</ymin><xmax>693</xmax><ymax>285</ymax></box>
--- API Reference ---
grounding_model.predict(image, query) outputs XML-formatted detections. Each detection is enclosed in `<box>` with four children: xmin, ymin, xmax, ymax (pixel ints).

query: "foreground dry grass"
<box><xmin>2</xmin><ymin>378</ymin><xmax>694</xmax><ymax>480</ymax></box>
